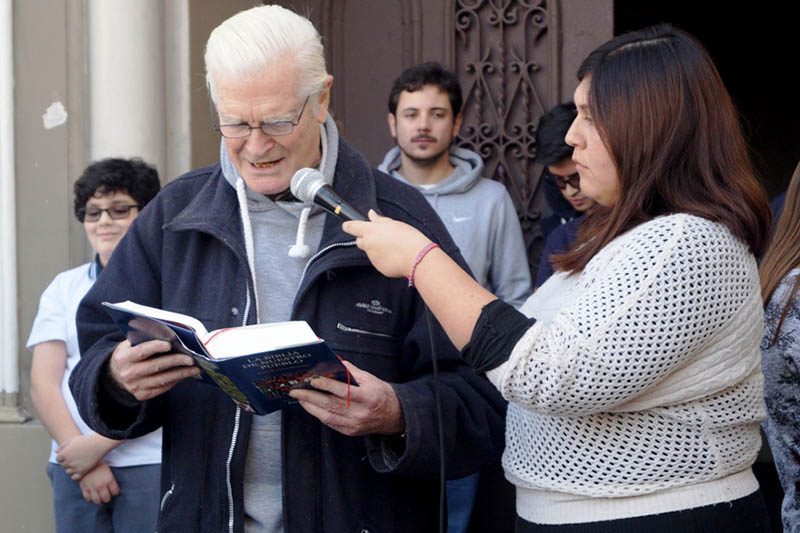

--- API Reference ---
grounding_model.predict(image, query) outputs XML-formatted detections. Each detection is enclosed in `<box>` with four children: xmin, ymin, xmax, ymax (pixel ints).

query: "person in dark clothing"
<box><xmin>770</xmin><ymin>191</ymin><xmax>786</xmax><ymax>227</ymax></box>
<box><xmin>68</xmin><ymin>5</ymin><xmax>506</xmax><ymax>533</ymax></box>
<box><xmin>535</xmin><ymin>103</ymin><xmax>596</xmax><ymax>287</ymax></box>
<box><xmin>534</xmin><ymin>216</ymin><xmax>582</xmax><ymax>288</ymax></box>
<box><xmin>536</xmin><ymin>103</ymin><xmax>595</xmax><ymax>238</ymax></box>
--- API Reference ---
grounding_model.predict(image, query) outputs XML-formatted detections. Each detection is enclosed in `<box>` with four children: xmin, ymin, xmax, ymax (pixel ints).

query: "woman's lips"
<box><xmin>570</xmin><ymin>198</ymin><xmax>588</xmax><ymax>208</ymax></box>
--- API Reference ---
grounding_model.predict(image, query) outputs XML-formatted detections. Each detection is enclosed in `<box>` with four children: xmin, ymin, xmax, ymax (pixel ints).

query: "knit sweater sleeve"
<box><xmin>491</xmin><ymin>214</ymin><xmax>759</xmax><ymax>415</ymax></box>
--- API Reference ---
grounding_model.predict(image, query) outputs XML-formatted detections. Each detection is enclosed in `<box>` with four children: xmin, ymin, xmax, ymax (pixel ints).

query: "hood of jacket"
<box><xmin>377</xmin><ymin>145</ymin><xmax>485</xmax><ymax>196</ymax></box>
<box><xmin>216</xmin><ymin>114</ymin><xmax>340</xmax><ymax>286</ymax></box>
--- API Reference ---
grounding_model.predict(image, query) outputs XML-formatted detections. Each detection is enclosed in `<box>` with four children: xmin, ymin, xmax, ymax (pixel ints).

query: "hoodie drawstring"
<box><xmin>235</xmin><ymin>177</ymin><xmax>260</xmax><ymax>313</ymax></box>
<box><xmin>288</xmin><ymin>122</ymin><xmax>328</xmax><ymax>259</ymax></box>
<box><xmin>288</xmin><ymin>206</ymin><xmax>312</xmax><ymax>258</ymax></box>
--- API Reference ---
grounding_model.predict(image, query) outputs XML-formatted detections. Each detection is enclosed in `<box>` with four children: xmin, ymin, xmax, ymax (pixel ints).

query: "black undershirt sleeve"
<box><xmin>461</xmin><ymin>299</ymin><xmax>537</xmax><ymax>373</ymax></box>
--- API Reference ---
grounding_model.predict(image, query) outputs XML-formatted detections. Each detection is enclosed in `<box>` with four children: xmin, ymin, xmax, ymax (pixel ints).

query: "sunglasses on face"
<box><xmin>550</xmin><ymin>172</ymin><xmax>580</xmax><ymax>191</ymax></box>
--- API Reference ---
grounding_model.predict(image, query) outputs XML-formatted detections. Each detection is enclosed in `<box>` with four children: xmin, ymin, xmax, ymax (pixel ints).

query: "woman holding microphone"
<box><xmin>345</xmin><ymin>24</ymin><xmax>772</xmax><ymax>532</ymax></box>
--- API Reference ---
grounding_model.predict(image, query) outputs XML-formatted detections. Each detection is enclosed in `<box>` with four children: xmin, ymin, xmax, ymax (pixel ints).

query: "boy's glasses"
<box><xmin>551</xmin><ymin>172</ymin><xmax>580</xmax><ymax>190</ymax></box>
<box><xmin>79</xmin><ymin>204</ymin><xmax>139</xmax><ymax>222</ymax></box>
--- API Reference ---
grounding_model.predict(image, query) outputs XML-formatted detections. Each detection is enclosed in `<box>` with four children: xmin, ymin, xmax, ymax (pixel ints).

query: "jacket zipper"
<box><xmin>219</xmin><ymin>240</ymin><xmax>354</xmax><ymax>531</ymax></box>
<box><xmin>154</xmin><ymin>483</ymin><xmax>175</xmax><ymax>533</ymax></box>
<box><xmin>336</xmin><ymin>322</ymin><xmax>395</xmax><ymax>339</ymax></box>
<box><xmin>297</xmin><ymin>240</ymin><xmax>357</xmax><ymax>289</ymax></box>
<box><xmin>159</xmin><ymin>483</ymin><xmax>175</xmax><ymax>511</ymax></box>
<box><xmin>226</xmin><ymin>277</ymin><xmax>251</xmax><ymax>533</ymax></box>
<box><xmin>170</xmin><ymin>210</ymin><xmax>255</xmax><ymax>533</ymax></box>
<box><xmin>226</xmin><ymin>407</ymin><xmax>241</xmax><ymax>533</ymax></box>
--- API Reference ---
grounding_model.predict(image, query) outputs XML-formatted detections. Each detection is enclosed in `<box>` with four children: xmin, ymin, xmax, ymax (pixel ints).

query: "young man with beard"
<box><xmin>379</xmin><ymin>62</ymin><xmax>531</xmax><ymax>533</ymax></box>
<box><xmin>379</xmin><ymin>62</ymin><xmax>531</xmax><ymax>309</ymax></box>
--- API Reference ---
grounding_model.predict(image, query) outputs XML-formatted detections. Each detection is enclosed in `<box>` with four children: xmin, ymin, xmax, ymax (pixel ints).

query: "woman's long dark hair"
<box><xmin>553</xmin><ymin>24</ymin><xmax>770</xmax><ymax>273</ymax></box>
<box><xmin>760</xmin><ymin>161</ymin><xmax>800</xmax><ymax>344</ymax></box>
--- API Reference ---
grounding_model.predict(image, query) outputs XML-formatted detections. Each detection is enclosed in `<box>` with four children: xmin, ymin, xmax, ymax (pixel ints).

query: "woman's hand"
<box><xmin>347</xmin><ymin>209</ymin><xmax>496</xmax><ymax>350</ymax></box>
<box><xmin>343</xmin><ymin>210</ymin><xmax>432</xmax><ymax>278</ymax></box>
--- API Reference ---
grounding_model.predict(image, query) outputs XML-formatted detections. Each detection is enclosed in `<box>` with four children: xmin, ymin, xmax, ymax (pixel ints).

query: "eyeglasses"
<box><xmin>213</xmin><ymin>96</ymin><xmax>311</xmax><ymax>139</ymax></box>
<box><xmin>79</xmin><ymin>204</ymin><xmax>139</xmax><ymax>222</ymax></box>
<box><xmin>550</xmin><ymin>172</ymin><xmax>580</xmax><ymax>191</ymax></box>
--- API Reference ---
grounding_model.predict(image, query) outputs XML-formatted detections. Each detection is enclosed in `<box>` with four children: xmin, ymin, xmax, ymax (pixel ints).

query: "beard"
<box><xmin>398</xmin><ymin>143</ymin><xmax>450</xmax><ymax>168</ymax></box>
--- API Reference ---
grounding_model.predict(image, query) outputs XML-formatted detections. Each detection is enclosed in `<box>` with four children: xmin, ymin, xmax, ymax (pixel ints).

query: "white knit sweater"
<box><xmin>487</xmin><ymin>214</ymin><xmax>765</xmax><ymax>524</ymax></box>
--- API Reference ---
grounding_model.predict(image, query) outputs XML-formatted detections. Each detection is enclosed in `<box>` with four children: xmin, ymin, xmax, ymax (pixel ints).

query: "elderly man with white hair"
<box><xmin>70</xmin><ymin>5</ymin><xmax>505</xmax><ymax>532</ymax></box>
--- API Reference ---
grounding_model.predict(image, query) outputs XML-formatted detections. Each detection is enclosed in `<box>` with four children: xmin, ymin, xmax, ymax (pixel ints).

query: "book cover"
<box><xmin>102</xmin><ymin>301</ymin><xmax>355</xmax><ymax>415</ymax></box>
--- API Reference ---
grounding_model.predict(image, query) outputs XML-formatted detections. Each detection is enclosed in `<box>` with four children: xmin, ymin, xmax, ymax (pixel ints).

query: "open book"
<box><xmin>102</xmin><ymin>301</ymin><xmax>355</xmax><ymax>415</ymax></box>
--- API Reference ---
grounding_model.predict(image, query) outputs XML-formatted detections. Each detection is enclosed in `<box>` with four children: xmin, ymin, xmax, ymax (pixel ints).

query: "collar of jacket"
<box><xmin>162</xmin><ymin>140</ymin><xmax>382</xmax><ymax>282</ymax></box>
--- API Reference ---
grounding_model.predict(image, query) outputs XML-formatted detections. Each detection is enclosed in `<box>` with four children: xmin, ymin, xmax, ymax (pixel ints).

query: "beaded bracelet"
<box><xmin>407</xmin><ymin>242</ymin><xmax>440</xmax><ymax>287</ymax></box>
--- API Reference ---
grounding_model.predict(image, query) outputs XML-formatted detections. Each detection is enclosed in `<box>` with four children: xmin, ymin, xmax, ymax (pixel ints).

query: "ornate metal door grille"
<box><xmin>454</xmin><ymin>0</ymin><xmax>560</xmax><ymax>274</ymax></box>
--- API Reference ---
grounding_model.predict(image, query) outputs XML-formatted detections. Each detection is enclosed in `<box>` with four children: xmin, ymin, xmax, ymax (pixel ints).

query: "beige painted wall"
<box><xmin>8</xmin><ymin>1</ymin><xmax>86</xmax><ymax>529</ymax></box>
<box><xmin>0</xmin><ymin>424</ymin><xmax>54</xmax><ymax>531</ymax></box>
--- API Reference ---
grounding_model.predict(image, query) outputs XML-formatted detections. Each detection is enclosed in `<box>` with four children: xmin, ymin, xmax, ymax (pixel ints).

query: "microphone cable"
<box><xmin>424</xmin><ymin>304</ymin><xmax>447</xmax><ymax>533</ymax></box>
<box><xmin>295</xmin><ymin>171</ymin><xmax>448</xmax><ymax>530</ymax></box>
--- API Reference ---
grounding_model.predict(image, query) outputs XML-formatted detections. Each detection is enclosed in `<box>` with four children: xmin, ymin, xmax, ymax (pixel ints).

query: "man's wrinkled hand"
<box><xmin>289</xmin><ymin>360</ymin><xmax>405</xmax><ymax>437</ymax></box>
<box><xmin>109</xmin><ymin>339</ymin><xmax>200</xmax><ymax>401</ymax></box>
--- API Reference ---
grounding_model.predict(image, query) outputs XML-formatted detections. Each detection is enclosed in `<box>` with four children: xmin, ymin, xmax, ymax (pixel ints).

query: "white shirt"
<box><xmin>27</xmin><ymin>261</ymin><xmax>162</xmax><ymax>466</ymax></box>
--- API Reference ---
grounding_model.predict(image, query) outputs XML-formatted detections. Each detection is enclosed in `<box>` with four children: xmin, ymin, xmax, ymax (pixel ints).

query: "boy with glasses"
<box><xmin>535</xmin><ymin>103</ymin><xmax>596</xmax><ymax>287</ymax></box>
<box><xmin>28</xmin><ymin>157</ymin><xmax>161</xmax><ymax>533</ymax></box>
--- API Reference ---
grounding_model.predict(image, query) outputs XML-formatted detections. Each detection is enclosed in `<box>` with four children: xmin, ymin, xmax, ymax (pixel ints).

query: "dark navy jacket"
<box><xmin>70</xmin><ymin>141</ymin><xmax>506</xmax><ymax>533</ymax></box>
<box><xmin>539</xmin><ymin>174</ymin><xmax>581</xmax><ymax>240</ymax></box>
<box><xmin>535</xmin><ymin>216</ymin><xmax>583</xmax><ymax>288</ymax></box>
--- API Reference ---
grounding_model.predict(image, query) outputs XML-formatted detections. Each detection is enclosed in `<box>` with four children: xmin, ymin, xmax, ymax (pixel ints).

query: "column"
<box><xmin>0</xmin><ymin>0</ymin><xmax>23</xmax><ymax>421</ymax></box>
<box><xmin>88</xmin><ymin>0</ymin><xmax>167</xmax><ymax>170</ymax></box>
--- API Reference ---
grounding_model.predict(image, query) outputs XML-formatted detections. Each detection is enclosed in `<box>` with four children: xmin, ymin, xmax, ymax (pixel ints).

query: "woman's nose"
<box><xmin>564</xmin><ymin>118</ymin><xmax>580</xmax><ymax>148</ymax></box>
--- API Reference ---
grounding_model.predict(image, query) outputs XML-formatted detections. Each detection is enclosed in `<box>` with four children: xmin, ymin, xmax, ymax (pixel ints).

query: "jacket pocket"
<box><xmin>336</xmin><ymin>322</ymin><xmax>396</xmax><ymax>339</ymax></box>
<box><xmin>330</xmin><ymin>322</ymin><xmax>401</xmax><ymax>359</ymax></box>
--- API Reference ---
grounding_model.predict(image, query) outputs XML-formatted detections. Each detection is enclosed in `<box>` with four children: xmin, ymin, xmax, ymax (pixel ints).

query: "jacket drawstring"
<box><xmin>288</xmin><ymin>207</ymin><xmax>312</xmax><ymax>258</ymax></box>
<box><xmin>235</xmin><ymin>177</ymin><xmax>260</xmax><ymax>315</ymax></box>
<box><xmin>288</xmin><ymin>121</ymin><xmax>328</xmax><ymax>259</ymax></box>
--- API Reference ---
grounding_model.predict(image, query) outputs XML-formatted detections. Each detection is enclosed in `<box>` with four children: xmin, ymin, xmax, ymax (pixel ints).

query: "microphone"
<box><xmin>290</xmin><ymin>168</ymin><xmax>366</xmax><ymax>221</ymax></box>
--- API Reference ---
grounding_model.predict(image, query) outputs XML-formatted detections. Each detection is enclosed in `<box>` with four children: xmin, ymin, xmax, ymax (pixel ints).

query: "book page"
<box><xmin>204</xmin><ymin>321</ymin><xmax>319</xmax><ymax>359</ymax></box>
<box><xmin>103</xmin><ymin>300</ymin><xmax>209</xmax><ymax>338</ymax></box>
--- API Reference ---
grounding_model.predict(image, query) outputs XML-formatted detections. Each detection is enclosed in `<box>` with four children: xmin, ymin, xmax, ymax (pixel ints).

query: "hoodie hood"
<box><xmin>377</xmin><ymin>145</ymin><xmax>484</xmax><ymax>196</ymax></box>
<box><xmin>218</xmin><ymin>114</ymin><xmax>340</xmax><ymax>318</ymax></box>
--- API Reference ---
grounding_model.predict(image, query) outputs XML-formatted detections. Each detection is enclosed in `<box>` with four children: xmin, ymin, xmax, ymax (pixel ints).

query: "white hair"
<box><xmin>205</xmin><ymin>5</ymin><xmax>328</xmax><ymax>104</ymax></box>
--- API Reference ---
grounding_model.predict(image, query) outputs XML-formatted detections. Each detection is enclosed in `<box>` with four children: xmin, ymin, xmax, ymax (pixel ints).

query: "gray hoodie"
<box><xmin>220</xmin><ymin>115</ymin><xmax>339</xmax><ymax>532</ymax></box>
<box><xmin>379</xmin><ymin>146</ymin><xmax>532</xmax><ymax>308</ymax></box>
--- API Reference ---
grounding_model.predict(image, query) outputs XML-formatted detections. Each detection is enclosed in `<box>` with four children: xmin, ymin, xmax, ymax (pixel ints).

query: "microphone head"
<box><xmin>290</xmin><ymin>168</ymin><xmax>326</xmax><ymax>203</ymax></box>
